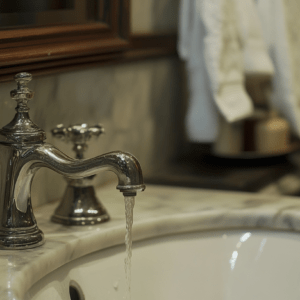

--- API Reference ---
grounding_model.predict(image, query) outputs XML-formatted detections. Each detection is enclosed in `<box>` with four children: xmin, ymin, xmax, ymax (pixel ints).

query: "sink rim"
<box><xmin>1</xmin><ymin>184</ymin><xmax>300</xmax><ymax>300</ymax></box>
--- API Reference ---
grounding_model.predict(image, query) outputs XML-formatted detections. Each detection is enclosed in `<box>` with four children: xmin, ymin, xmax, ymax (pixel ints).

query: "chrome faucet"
<box><xmin>0</xmin><ymin>72</ymin><xmax>145</xmax><ymax>250</ymax></box>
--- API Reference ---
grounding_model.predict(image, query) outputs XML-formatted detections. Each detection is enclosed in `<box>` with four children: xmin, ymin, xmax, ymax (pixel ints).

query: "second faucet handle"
<box><xmin>52</xmin><ymin>123</ymin><xmax>104</xmax><ymax>159</ymax></box>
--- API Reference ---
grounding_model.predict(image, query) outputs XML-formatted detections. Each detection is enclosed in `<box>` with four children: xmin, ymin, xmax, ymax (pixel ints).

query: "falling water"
<box><xmin>124</xmin><ymin>196</ymin><xmax>135</xmax><ymax>300</ymax></box>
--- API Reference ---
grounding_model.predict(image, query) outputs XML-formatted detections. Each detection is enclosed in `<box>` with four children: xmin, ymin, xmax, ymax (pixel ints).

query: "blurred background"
<box><xmin>1</xmin><ymin>0</ymin><xmax>300</xmax><ymax>206</ymax></box>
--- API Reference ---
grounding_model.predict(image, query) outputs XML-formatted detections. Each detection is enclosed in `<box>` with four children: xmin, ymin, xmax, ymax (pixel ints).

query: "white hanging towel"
<box><xmin>256</xmin><ymin>0</ymin><xmax>300</xmax><ymax>137</ymax></box>
<box><xmin>234</xmin><ymin>0</ymin><xmax>274</xmax><ymax>76</ymax></box>
<box><xmin>178</xmin><ymin>0</ymin><xmax>219</xmax><ymax>142</ymax></box>
<box><xmin>178</xmin><ymin>0</ymin><xmax>273</xmax><ymax>142</ymax></box>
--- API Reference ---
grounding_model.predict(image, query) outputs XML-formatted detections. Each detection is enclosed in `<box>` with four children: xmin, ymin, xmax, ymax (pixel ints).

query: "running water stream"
<box><xmin>124</xmin><ymin>196</ymin><xmax>135</xmax><ymax>300</ymax></box>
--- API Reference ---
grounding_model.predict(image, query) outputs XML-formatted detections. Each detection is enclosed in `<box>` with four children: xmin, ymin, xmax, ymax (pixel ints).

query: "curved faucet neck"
<box><xmin>0</xmin><ymin>141</ymin><xmax>145</xmax><ymax>249</ymax></box>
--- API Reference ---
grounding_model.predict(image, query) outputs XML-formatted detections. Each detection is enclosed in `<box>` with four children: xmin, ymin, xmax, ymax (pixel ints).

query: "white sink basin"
<box><xmin>3</xmin><ymin>184</ymin><xmax>300</xmax><ymax>300</ymax></box>
<box><xmin>25</xmin><ymin>229</ymin><xmax>300</xmax><ymax>300</ymax></box>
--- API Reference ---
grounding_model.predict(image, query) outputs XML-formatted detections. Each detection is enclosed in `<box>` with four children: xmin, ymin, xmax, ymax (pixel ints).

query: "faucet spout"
<box><xmin>33</xmin><ymin>144</ymin><xmax>146</xmax><ymax>195</ymax></box>
<box><xmin>0</xmin><ymin>142</ymin><xmax>145</xmax><ymax>249</ymax></box>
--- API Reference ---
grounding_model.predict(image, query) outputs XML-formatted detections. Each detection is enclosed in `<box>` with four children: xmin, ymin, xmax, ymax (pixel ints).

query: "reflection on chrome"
<box><xmin>87</xmin><ymin>209</ymin><xmax>98</xmax><ymax>214</ymax></box>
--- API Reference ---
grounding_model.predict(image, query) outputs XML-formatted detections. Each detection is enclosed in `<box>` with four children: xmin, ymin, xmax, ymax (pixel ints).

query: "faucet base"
<box><xmin>51</xmin><ymin>213</ymin><xmax>109</xmax><ymax>226</ymax></box>
<box><xmin>51</xmin><ymin>185</ymin><xmax>110</xmax><ymax>226</ymax></box>
<box><xmin>0</xmin><ymin>226</ymin><xmax>44</xmax><ymax>250</ymax></box>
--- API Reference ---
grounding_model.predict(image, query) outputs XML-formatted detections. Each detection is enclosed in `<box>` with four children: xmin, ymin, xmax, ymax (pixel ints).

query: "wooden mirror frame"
<box><xmin>0</xmin><ymin>0</ymin><xmax>130</xmax><ymax>80</ymax></box>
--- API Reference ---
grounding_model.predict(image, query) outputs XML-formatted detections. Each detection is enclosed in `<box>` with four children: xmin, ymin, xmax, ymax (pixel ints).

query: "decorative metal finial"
<box><xmin>10</xmin><ymin>72</ymin><xmax>34</xmax><ymax>113</ymax></box>
<box><xmin>52</xmin><ymin>123</ymin><xmax>105</xmax><ymax>159</ymax></box>
<box><xmin>0</xmin><ymin>72</ymin><xmax>46</xmax><ymax>143</ymax></box>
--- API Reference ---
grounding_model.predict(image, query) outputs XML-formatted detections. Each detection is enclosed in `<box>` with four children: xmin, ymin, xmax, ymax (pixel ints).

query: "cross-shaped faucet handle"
<box><xmin>52</xmin><ymin>123</ymin><xmax>104</xmax><ymax>159</ymax></box>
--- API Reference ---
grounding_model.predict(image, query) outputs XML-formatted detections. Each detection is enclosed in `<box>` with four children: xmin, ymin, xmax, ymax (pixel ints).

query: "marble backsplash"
<box><xmin>0</xmin><ymin>58</ymin><xmax>182</xmax><ymax>207</ymax></box>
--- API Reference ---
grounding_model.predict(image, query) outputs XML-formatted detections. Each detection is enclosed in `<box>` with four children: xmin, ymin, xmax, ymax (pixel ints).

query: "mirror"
<box><xmin>0</xmin><ymin>0</ymin><xmax>101</xmax><ymax>28</ymax></box>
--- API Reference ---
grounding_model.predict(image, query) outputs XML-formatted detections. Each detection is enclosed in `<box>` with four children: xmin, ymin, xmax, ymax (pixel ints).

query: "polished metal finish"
<box><xmin>51</xmin><ymin>184</ymin><xmax>110</xmax><ymax>226</ymax></box>
<box><xmin>52</xmin><ymin>123</ymin><xmax>104</xmax><ymax>159</ymax></box>
<box><xmin>0</xmin><ymin>72</ymin><xmax>145</xmax><ymax>249</ymax></box>
<box><xmin>51</xmin><ymin>123</ymin><xmax>109</xmax><ymax>226</ymax></box>
<box><xmin>0</xmin><ymin>72</ymin><xmax>46</xmax><ymax>144</ymax></box>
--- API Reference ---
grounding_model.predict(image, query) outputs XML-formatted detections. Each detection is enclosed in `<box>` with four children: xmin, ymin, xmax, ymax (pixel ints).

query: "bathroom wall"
<box><xmin>131</xmin><ymin>0</ymin><xmax>179</xmax><ymax>33</ymax></box>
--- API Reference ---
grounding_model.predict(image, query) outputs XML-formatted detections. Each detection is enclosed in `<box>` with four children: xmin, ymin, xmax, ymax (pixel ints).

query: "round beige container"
<box><xmin>255</xmin><ymin>111</ymin><xmax>290</xmax><ymax>154</ymax></box>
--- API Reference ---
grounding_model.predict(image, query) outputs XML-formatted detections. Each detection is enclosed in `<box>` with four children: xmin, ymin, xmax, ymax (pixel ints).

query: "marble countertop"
<box><xmin>2</xmin><ymin>184</ymin><xmax>300</xmax><ymax>299</ymax></box>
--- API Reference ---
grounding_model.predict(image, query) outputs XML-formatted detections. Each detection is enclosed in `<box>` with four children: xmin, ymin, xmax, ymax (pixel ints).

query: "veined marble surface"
<box><xmin>2</xmin><ymin>184</ymin><xmax>300</xmax><ymax>299</ymax></box>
